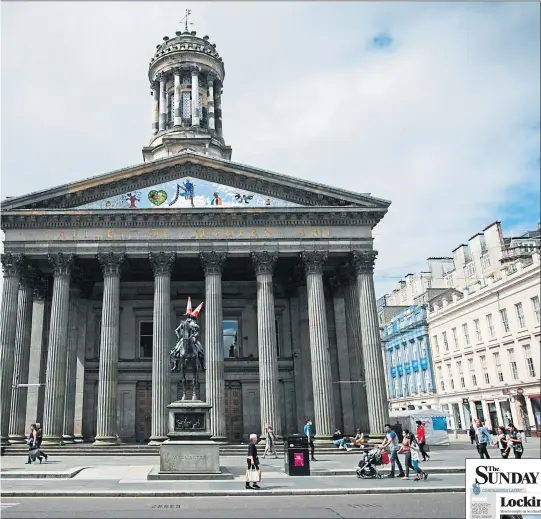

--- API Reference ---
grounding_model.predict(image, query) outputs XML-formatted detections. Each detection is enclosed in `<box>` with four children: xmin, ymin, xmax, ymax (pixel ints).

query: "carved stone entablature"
<box><xmin>251</xmin><ymin>251</ymin><xmax>278</xmax><ymax>276</ymax></box>
<box><xmin>350</xmin><ymin>250</ymin><xmax>378</xmax><ymax>275</ymax></box>
<box><xmin>301</xmin><ymin>251</ymin><xmax>328</xmax><ymax>275</ymax></box>
<box><xmin>200</xmin><ymin>251</ymin><xmax>227</xmax><ymax>275</ymax></box>
<box><xmin>48</xmin><ymin>252</ymin><xmax>75</xmax><ymax>277</ymax></box>
<box><xmin>1</xmin><ymin>252</ymin><xmax>24</xmax><ymax>278</ymax></box>
<box><xmin>97</xmin><ymin>251</ymin><xmax>125</xmax><ymax>277</ymax></box>
<box><xmin>149</xmin><ymin>251</ymin><xmax>176</xmax><ymax>276</ymax></box>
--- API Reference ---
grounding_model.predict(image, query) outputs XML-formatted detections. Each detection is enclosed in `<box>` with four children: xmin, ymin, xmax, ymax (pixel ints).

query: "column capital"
<box><xmin>1</xmin><ymin>253</ymin><xmax>24</xmax><ymax>278</ymax></box>
<box><xmin>48</xmin><ymin>252</ymin><xmax>75</xmax><ymax>277</ymax></box>
<box><xmin>149</xmin><ymin>251</ymin><xmax>176</xmax><ymax>276</ymax></box>
<box><xmin>200</xmin><ymin>251</ymin><xmax>227</xmax><ymax>275</ymax></box>
<box><xmin>207</xmin><ymin>73</ymin><xmax>217</xmax><ymax>86</ymax></box>
<box><xmin>97</xmin><ymin>251</ymin><xmax>125</xmax><ymax>277</ymax></box>
<box><xmin>18</xmin><ymin>264</ymin><xmax>36</xmax><ymax>290</ymax></box>
<box><xmin>351</xmin><ymin>250</ymin><xmax>378</xmax><ymax>274</ymax></box>
<box><xmin>172</xmin><ymin>68</ymin><xmax>182</xmax><ymax>77</ymax></box>
<box><xmin>32</xmin><ymin>275</ymin><xmax>47</xmax><ymax>301</ymax></box>
<box><xmin>150</xmin><ymin>81</ymin><xmax>159</xmax><ymax>91</ymax></box>
<box><xmin>156</xmin><ymin>73</ymin><xmax>166</xmax><ymax>83</ymax></box>
<box><xmin>190</xmin><ymin>66</ymin><xmax>200</xmax><ymax>76</ymax></box>
<box><xmin>251</xmin><ymin>251</ymin><xmax>278</xmax><ymax>276</ymax></box>
<box><xmin>300</xmin><ymin>251</ymin><xmax>328</xmax><ymax>275</ymax></box>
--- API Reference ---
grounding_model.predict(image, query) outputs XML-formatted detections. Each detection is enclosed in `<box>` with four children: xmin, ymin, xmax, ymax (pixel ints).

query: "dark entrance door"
<box><xmin>136</xmin><ymin>381</ymin><xmax>152</xmax><ymax>443</ymax></box>
<box><xmin>225</xmin><ymin>381</ymin><xmax>243</xmax><ymax>442</ymax></box>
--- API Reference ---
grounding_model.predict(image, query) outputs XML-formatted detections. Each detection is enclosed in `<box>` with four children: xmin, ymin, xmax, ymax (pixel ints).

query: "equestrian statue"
<box><xmin>170</xmin><ymin>297</ymin><xmax>205</xmax><ymax>400</ymax></box>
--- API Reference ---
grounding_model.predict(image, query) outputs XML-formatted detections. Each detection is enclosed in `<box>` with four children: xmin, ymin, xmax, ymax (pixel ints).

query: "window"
<box><xmin>442</xmin><ymin>331</ymin><xmax>449</xmax><ymax>352</ymax></box>
<box><xmin>468</xmin><ymin>358</ymin><xmax>477</xmax><ymax>386</ymax></box>
<box><xmin>486</xmin><ymin>314</ymin><xmax>495</xmax><ymax>338</ymax></box>
<box><xmin>415</xmin><ymin>371</ymin><xmax>422</xmax><ymax>393</ymax></box>
<box><xmin>275</xmin><ymin>319</ymin><xmax>281</xmax><ymax>357</ymax></box>
<box><xmin>500</xmin><ymin>308</ymin><xmax>510</xmax><ymax>333</ymax></box>
<box><xmin>523</xmin><ymin>345</ymin><xmax>536</xmax><ymax>378</ymax></box>
<box><xmin>462</xmin><ymin>323</ymin><xmax>470</xmax><ymax>346</ymax></box>
<box><xmin>419</xmin><ymin>338</ymin><xmax>427</xmax><ymax>358</ymax></box>
<box><xmin>493</xmin><ymin>352</ymin><xmax>504</xmax><ymax>382</ymax></box>
<box><xmin>411</xmin><ymin>342</ymin><xmax>418</xmax><ymax>360</ymax></box>
<box><xmin>139</xmin><ymin>321</ymin><xmax>153</xmax><ymax>358</ymax></box>
<box><xmin>389</xmin><ymin>351</ymin><xmax>395</xmax><ymax>368</ymax></box>
<box><xmin>403</xmin><ymin>344</ymin><xmax>409</xmax><ymax>363</ymax></box>
<box><xmin>406</xmin><ymin>374</ymin><xmax>412</xmax><ymax>395</ymax></box>
<box><xmin>393</xmin><ymin>378</ymin><xmax>400</xmax><ymax>399</ymax></box>
<box><xmin>446</xmin><ymin>363</ymin><xmax>454</xmax><ymax>390</ymax></box>
<box><xmin>168</xmin><ymin>92</ymin><xmax>174</xmax><ymax>123</ymax></box>
<box><xmin>515</xmin><ymin>302</ymin><xmax>526</xmax><ymax>328</ymax></box>
<box><xmin>480</xmin><ymin>355</ymin><xmax>489</xmax><ymax>384</ymax></box>
<box><xmin>474</xmin><ymin>319</ymin><xmax>482</xmax><ymax>342</ymax></box>
<box><xmin>401</xmin><ymin>376</ymin><xmax>406</xmax><ymax>396</ymax></box>
<box><xmin>424</xmin><ymin>370</ymin><xmax>432</xmax><ymax>392</ymax></box>
<box><xmin>457</xmin><ymin>360</ymin><xmax>465</xmax><ymax>388</ymax></box>
<box><xmin>437</xmin><ymin>366</ymin><xmax>445</xmax><ymax>391</ymax></box>
<box><xmin>397</xmin><ymin>348</ymin><xmax>403</xmax><ymax>364</ymax></box>
<box><xmin>451</xmin><ymin>328</ymin><xmax>459</xmax><ymax>350</ymax></box>
<box><xmin>507</xmin><ymin>348</ymin><xmax>519</xmax><ymax>380</ymax></box>
<box><xmin>181</xmin><ymin>92</ymin><xmax>191</xmax><ymax>118</ymax></box>
<box><xmin>432</xmin><ymin>335</ymin><xmax>440</xmax><ymax>356</ymax></box>
<box><xmin>223</xmin><ymin>320</ymin><xmax>239</xmax><ymax>358</ymax></box>
<box><xmin>464</xmin><ymin>262</ymin><xmax>475</xmax><ymax>277</ymax></box>
<box><xmin>532</xmin><ymin>296</ymin><xmax>540</xmax><ymax>324</ymax></box>
<box><xmin>198</xmin><ymin>93</ymin><xmax>203</xmax><ymax>118</ymax></box>
<box><xmin>481</xmin><ymin>255</ymin><xmax>491</xmax><ymax>268</ymax></box>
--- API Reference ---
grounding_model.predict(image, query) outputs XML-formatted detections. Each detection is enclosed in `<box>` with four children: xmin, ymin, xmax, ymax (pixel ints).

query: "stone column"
<box><xmin>42</xmin><ymin>252</ymin><xmax>74</xmax><ymax>444</ymax></box>
<box><xmin>94</xmin><ymin>252</ymin><xmax>124</xmax><ymax>445</ymax></box>
<box><xmin>252</xmin><ymin>251</ymin><xmax>282</xmax><ymax>436</ymax></box>
<box><xmin>200</xmin><ymin>251</ymin><xmax>227</xmax><ymax>440</ymax></box>
<box><xmin>351</xmin><ymin>250</ymin><xmax>389</xmax><ymax>435</ymax></box>
<box><xmin>0</xmin><ymin>254</ymin><xmax>24</xmax><ymax>445</ymax></box>
<box><xmin>300</xmin><ymin>251</ymin><xmax>335</xmax><ymax>438</ymax></box>
<box><xmin>173</xmin><ymin>70</ymin><xmax>182</xmax><ymax>127</ymax></box>
<box><xmin>328</xmin><ymin>277</ymin><xmax>354</xmax><ymax>435</ymax></box>
<box><xmin>8</xmin><ymin>267</ymin><xmax>35</xmax><ymax>443</ymax></box>
<box><xmin>25</xmin><ymin>279</ymin><xmax>47</xmax><ymax>428</ymax></box>
<box><xmin>340</xmin><ymin>265</ymin><xmax>370</xmax><ymax>433</ymax></box>
<box><xmin>62</xmin><ymin>275</ymin><xmax>82</xmax><ymax>443</ymax></box>
<box><xmin>191</xmin><ymin>68</ymin><xmax>200</xmax><ymax>127</ymax></box>
<box><xmin>151</xmin><ymin>82</ymin><xmax>159</xmax><ymax>135</ymax></box>
<box><xmin>158</xmin><ymin>75</ymin><xmax>167</xmax><ymax>132</ymax></box>
<box><xmin>207</xmin><ymin>75</ymin><xmax>216</xmax><ymax>131</ymax></box>
<box><xmin>215</xmin><ymin>84</ymin><xmax>223</xmax><ymax>136</ymax></box>
<box><xmin>149</xmin><ymin>251</ymin><xmax>176</xmax><ymax>445</ymax></box>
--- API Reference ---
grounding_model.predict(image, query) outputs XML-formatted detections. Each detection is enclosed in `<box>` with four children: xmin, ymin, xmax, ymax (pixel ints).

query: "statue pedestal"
<box><xmin>149</xmin><ymin>400</ymin><xmax>233</xmax><ymax>480</ymax></box>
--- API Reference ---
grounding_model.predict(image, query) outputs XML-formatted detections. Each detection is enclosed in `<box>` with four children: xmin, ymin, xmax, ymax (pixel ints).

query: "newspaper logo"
<box><xmin>474</xmin><ymin>465</ymin><xmax>540</xmax><ymax>486</ymax></box>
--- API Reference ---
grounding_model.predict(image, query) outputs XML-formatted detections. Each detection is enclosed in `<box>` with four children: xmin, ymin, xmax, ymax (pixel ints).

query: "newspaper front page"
<box><xmin>466</xmin><ymin>459</ymin><xmax>541</xmax><ymax>519</ymax></box>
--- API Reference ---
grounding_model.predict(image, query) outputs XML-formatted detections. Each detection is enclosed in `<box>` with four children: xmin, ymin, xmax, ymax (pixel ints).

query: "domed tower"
<box><xmin>142</xmin><ymin>28</ymin><xmax>232</xmax><ymax>162</ymax></box>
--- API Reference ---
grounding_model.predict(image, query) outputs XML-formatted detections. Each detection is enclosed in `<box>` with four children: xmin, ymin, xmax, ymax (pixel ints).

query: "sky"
<box><xmin>1</xmin><ymin>2</ymin><xmax>540</xmax><ymax>297</ymax></box>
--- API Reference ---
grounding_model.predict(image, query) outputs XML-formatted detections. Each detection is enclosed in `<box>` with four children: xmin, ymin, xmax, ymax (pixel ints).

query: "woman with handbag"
<box><xmin>25</xmin><ymin>424</ymin><xmax>43</xmax><ymax>465</ymax></box>
<box><xmin>245</xmin><ymin>433</ymin><xmax>261</xmax><ymax>490</ymax></box>
<box><xmin>263</xmin><ymin>425</ymin><xmax>277</xmax><ymax>459</ymax></box>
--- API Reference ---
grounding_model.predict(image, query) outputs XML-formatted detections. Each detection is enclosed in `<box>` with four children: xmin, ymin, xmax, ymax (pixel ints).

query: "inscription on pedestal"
<box><xmin>174</xmin><ymin>413</ymin><xmax>205</xmax><ymax>431</ymax></box>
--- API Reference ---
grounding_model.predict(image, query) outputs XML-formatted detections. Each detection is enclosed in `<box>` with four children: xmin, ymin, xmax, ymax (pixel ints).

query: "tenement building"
<box><xmin>0</xmin><ymin>28</ymin><xmax>391</xmax><ymax>446</ymax></box>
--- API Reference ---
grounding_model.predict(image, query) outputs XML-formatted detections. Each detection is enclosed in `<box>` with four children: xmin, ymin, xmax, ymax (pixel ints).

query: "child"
<box><xmin>410</xmin><ymin>440</ymin><xmax>428</xmax><ymax>481</ymax></box>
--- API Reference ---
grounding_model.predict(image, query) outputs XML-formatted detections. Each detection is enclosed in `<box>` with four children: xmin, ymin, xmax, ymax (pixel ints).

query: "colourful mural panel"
<box><xmin>76</xmin><ymin>177</ymin><xmax>301</xmax><ymax>210</ymax></box>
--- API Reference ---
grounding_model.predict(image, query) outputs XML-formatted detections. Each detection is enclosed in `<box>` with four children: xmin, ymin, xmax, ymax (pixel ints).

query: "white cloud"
<box><xmin>1</xmin><ymin>2</ymin><xmax>539</xmax><ymax>296</ymax></box>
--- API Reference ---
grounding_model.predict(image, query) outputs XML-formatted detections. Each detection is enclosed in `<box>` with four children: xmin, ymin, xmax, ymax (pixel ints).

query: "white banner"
<box><xmin>466</xmin><ymin>459</ymin><xmax>541</xmax><ymax>519</ymax></box>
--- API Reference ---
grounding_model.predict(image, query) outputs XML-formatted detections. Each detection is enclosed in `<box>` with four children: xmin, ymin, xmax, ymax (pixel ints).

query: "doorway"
<box><xmin>225</xmin><ymin>381</ymin><xmax>243</xmax><ymax>442</ymax></box>
<box><xmin>488</xmin><ymin>402</ymin><xmax>499</xmax><ymax>434</ymax></box>
<box><xmin>136</xmin><ymin>382</ymin><xmax>152</xmax><ymax>443</ymax></box>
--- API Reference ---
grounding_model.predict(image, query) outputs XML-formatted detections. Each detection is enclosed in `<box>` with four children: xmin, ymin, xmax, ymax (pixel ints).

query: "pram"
<box><xmin>356</xmin><ymin>447</ymin><xmax>388</xmax><ymax>479</ymax></box>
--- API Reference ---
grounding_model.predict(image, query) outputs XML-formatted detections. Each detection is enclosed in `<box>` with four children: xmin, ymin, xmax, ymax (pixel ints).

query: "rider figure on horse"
<box><xmin>171</xmin><ymin>297</ymin><xmax>205</xmax><ymax>373</ymax></box>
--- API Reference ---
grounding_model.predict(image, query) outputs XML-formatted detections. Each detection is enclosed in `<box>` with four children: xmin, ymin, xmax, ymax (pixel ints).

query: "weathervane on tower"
<box><xmin>180</xmin><ymin>8</ymin><xmax>194</xmax><ymax>32</ymax></box>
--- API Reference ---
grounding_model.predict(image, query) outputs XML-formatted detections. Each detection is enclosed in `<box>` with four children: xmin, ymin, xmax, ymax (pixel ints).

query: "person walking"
<box><xmin>398</xmin><ymin>429</ymin><xmax>416</xmax><ymax>480</ymax></box>
<box><xmin>475</xmin><ymin>419</ymin><xmax>491</xmax><ymax>459</ymax></box>
<box><xmin>492</xmin><ymin>426</ymin><xmax>509</xmax><ymax>459</ymax></box>
<box><xmin>25</xmin><ymin>424</ymin><xmax>43</xmax><ymax>465</ymax></box>
<box><xmin>245</xmin><ymin>433</ymin><xmax>261</xmax><ymax>490</ymax></box>
<box><xmin>410</xmin><ymin>440</ymin><xmax>428</xmax><ymax>481</ymax></box>
<box><xmin>381</xmin><ymin>424</ymin><xmax>405</xmax><ymax>479</ymax></box>
<box><xmin>263</xmin><ymin>424</ymin><xmax>278</xmax><ymax>459</ymax></box>
<box><xmin>35</xmin><ymin>422</ymin><xmax>48</xmax><ymax>461</ymax></box>
<box><xmin>415</xmin><ymin>421</ymin><xmax>430</xmax><ymax>461</ymax></box>
<box><xmin>506</xmin><ymin>424</ymin><xmax>524</xmax><ymax>459</ymax></box>
<box><xmin>304</xmin><ymin>419</ymin><xmax>316</xmax><ymax>461</ymax></box>
<box><xmin>469</xmin><ymin>424</ymin><xmax>476</xmax><ymax>444</ymax></box>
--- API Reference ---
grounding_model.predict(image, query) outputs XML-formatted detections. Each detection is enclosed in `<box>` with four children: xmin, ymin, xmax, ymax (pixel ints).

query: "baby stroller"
<box><xmin>356</xmin><ymin>447</ymin><xmax>388</xmax><ymax>479</ymax></box>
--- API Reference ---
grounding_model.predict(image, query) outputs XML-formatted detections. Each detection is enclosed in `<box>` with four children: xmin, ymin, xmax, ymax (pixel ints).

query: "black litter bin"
<box><xmin>284</xmin><ymin>434</ymin><xmax>310</xmax><ymax>476</ymax></box>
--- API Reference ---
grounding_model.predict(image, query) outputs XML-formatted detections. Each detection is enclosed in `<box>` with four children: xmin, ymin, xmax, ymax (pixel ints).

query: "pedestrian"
<box><xmin>332</xmin><ymin>429</ymin><xmax>352</xmax><ymax>451</ymax></box>
<box><xmin>415</xmin><ymin>420</ymin><xmax>430</xmax><ymax>461</ymax></box>
<box><xmin>34</xmin><ymin>422</ymin><xmax>48</xmax><ymax>461</ymax></box>
<box><xmin>468</xmin><ymin>424</ymin><xmax>476</xmax><ymax>444</ymax></box>
<box><xmin>25</xmin><ymin>424</ymin><xmax>42</xmax><ymax>465</ymax></box>
<box><xmin>475</xmin><ymin>419</ymin><xmax>491</xmax><ymax>459</ymax></box>
<box><xmin>492</xmin><ymin>426</ymin><xmax>509</xmax><ymax>459</ymax></box>
<box><xmin>397</xmin><ymin>429</ymin><xmax>415</xmax><ymax>480</ymax></box>
<box><xmin>245</xmin><ymin>433</ymin><xmax>261</xmax><ymax>490</ymax></box>
<box><xmin>380</xmin><ymin>424</ymin><xmax>405</xmax><ymax>479</ymax></box>
<box><xmin>506</xmin><ymin>424</ymin><xmax>524</xmax><ymax>459</ymax></box>
<box><xmin>410</xmin><ymin>440</ymin><xmax>428</xmax><ymax>481</ymax></box>
<box><xmin>304</xmin><ymin>419</ymin><xmax>316</xmax><ymax>461</ymax></box>
<box><xmin>263</xmin><ymin>424</ymin><xmax>278</xmax><ymax>459</ymax></box>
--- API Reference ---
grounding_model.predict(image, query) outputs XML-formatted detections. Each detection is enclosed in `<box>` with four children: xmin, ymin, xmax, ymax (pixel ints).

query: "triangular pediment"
<box><xmin>0</xmin><ymin>151</ymin><xmax>391</xmax><ymax>211</ymax></box>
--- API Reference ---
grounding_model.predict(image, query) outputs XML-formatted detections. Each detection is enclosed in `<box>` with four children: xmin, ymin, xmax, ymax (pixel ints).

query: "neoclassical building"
<box><xmin>0</xmin><ymin>28</ymin><xmax>391</xmax><ymax>446</ymax></box>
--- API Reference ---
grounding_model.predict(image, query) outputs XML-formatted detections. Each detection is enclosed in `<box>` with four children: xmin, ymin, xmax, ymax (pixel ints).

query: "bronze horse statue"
<box><xmin>170</xmin><ymin>298</ymin><xmax>205</xmax><ymax>400</ymax></box>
